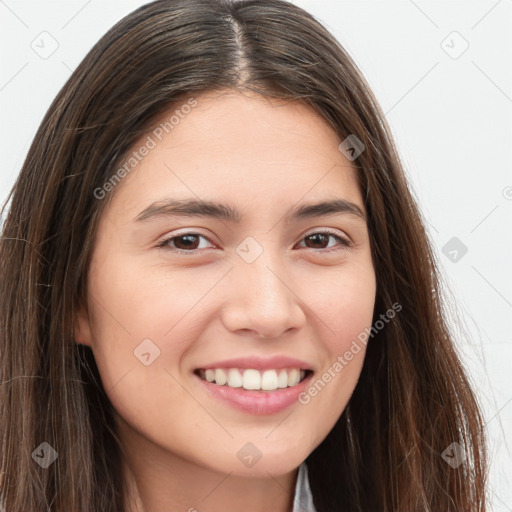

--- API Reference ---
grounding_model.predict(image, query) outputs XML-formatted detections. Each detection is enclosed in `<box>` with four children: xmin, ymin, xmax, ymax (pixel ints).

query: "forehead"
<box><xmin>104</xmin><ymin>90</ymin><xmax>363</xmax><ymax>222</ymax></box>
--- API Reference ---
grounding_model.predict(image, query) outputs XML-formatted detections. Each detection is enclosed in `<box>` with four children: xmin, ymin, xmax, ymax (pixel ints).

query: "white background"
<box><xmin>1</xmin><ymin>1</ymin><xmax>511</xmax><ymax>509</ymax></box>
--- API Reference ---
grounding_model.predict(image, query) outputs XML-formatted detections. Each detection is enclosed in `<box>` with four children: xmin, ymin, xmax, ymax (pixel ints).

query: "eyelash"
<box><xmin>156</xmin><ymin>229</ymin><xmax>353</xmax><ymax>255</ymax></box>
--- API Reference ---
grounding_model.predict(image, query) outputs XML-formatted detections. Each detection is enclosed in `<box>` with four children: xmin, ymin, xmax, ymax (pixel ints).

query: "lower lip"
<box><xmin>195</xmin><ymin>373</ymin><xmax>313</xmax><ymax>415</ymax></box>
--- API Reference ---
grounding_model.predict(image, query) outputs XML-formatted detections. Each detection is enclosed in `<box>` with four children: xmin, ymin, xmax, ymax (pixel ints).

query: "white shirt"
<box><xmin>291</xmin><ymin>462</ymin><xmax>317</xmax><ymax>512</ymax></box>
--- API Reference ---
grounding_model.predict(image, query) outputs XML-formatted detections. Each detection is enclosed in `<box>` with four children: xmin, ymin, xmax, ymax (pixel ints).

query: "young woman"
<box><xmin>0</xmin><ymin>0</ymin><xmax>487</xmax><ymax>511</ymax></box>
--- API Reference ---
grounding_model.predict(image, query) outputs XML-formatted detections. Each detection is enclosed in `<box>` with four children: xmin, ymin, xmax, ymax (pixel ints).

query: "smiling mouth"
<box><xmin>194</xmin><ymin>367</ymin><xmax>313</xmax><ymax>392</ymax></box>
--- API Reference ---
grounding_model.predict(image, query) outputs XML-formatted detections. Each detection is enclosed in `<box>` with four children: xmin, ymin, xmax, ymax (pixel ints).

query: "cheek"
<box><xmin>295</xmin><ymin>262</ymin><xmax>376</xmax><ymax>417</ymax></box>
<box><xmin>88</xmin><ymin>255</ymin><xmax>226</xmax><ymax>356</ymax></box>
<box><xmin>96</xmin><ymin>253</ymin><xmax>226</xmax><ymax>319</ymax></box>
<box><xmin>85</xmin><ymin>258</ymin><xmax>226</xmax><ymax>429</ymax></box>
<box><xmin>303</xmin><ymin>259</ymin><xmax>376</xmax><ymax>351</ymax></box>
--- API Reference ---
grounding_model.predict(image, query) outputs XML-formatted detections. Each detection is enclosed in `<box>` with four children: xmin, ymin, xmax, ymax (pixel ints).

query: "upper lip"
<box><xmin>196</xmin><ymin>356</ymin><xmax>313</xmax><ymax>371</ymax></box>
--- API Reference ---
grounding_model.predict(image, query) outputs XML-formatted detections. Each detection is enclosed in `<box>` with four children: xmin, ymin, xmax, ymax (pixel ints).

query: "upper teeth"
<box><xmin>200</xmin><ymin>368</ymin><xmax>306</xmax><ymax>391</ymax></box>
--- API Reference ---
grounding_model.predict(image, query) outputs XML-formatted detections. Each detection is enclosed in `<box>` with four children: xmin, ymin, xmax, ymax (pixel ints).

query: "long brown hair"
<box><xmin>0</xmin><ymin>0</ymin><xmax>487</xmax><ymax>510</ymax></box>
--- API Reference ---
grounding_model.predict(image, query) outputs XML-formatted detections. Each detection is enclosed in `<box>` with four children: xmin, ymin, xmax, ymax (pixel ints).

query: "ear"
<box><xmin>74</xmin><ymin>300</ymin><xmax>94</xmax><ymax>348</ymax></box>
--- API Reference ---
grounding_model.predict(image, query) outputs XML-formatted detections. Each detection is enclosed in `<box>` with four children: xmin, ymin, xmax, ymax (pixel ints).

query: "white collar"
<box><xmin>291</xmin><ymin>462</ymin><xmax>317</xmax><ymax>512</ymax></box>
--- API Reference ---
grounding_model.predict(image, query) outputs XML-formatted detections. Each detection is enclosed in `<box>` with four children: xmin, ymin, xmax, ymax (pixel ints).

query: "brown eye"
<box><xmin>297</xmin><ymin>231</ymin><xmax>352</xmax><ymax>252</ymax></box>
<box><xmin>158</xmin><ymin>233</ymin><xmax>214</xmax><ymax>252</ymax></box>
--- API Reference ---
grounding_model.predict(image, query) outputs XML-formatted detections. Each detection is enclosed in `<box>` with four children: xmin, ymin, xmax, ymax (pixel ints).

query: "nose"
<box><xmin>220</xmin><ymin>255</ymin><xmax>307</xmax><ymax>339</ymax></box>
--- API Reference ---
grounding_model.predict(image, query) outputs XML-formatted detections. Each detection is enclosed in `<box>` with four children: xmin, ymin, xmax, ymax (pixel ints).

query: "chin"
<box><xmin>202</xmin><ymin>444</ymin><xmax>311</xmax><ymax>478</ymax></box>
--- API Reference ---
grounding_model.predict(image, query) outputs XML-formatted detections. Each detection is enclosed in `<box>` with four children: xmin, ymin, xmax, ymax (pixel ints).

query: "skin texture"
<box><xmin>75</xmin><ymin>90</ymin><xmax>377</xmax><ymax>512</ymax></box>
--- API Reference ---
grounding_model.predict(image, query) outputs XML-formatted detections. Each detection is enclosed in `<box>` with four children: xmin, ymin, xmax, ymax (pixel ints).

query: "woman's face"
<box><xmin>76</xmin><ymin>90</ymin><xmax>376</xmax><ymax>477</ymax></box>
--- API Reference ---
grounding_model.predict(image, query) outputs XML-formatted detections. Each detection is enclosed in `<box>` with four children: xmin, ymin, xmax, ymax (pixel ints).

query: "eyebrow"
<box><xmin>134</xmin><ymin>197</ymin><xmax>366</xmax><ymax>224</ymax></box>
